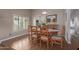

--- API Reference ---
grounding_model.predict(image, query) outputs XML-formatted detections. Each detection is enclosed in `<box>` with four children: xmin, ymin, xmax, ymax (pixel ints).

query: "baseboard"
<box><xmin>0</xmin><ymin>33</ymin><xmax>27</xmax><ymax>44</ymax></box>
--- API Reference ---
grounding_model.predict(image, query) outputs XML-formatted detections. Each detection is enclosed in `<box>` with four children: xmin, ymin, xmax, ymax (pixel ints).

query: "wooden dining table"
<box><xmin>48</xmin><ymin>29</ymin><xmax>60</xmax><ymax>35</ymax></box>
<box><xmin>36</xmin><ymin>28</ymin><xmax>60</xmax><ymax>40</ymax></box>
<box><xmin>31</xmin><ymin>28</ymin><xmax>60</xmax><ymax>36</ymax></box>
<box><xmin>30</xmin><ymin>26</ymin><xmax>60</xmax><ymax>40</ymax></box>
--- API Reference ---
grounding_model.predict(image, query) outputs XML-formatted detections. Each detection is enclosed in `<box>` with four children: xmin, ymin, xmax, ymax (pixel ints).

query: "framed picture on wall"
<box><xmin>46</xmin><ymin>14</ymin><xmax>57</xmax><ymax>23</ymax></box>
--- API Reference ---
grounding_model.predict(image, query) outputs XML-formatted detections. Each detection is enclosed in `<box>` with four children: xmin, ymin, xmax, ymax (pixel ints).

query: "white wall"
<box><xmin>0</xmin><ymin>9</ymin><xmax>31</xmax><ymax>41</ymax></box>
<box><xmin>31</xmin><ymin>9</ymin><xmax>66</xmax><ymax>28</ymax></box>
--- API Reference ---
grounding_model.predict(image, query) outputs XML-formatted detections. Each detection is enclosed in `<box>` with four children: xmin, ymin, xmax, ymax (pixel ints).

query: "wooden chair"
<box><xmin>37</xmin><ymin>26</ymin><xmax>41</xmax><ymax>39</ymax></box>
<box><xmin>30</xmin><ymin>26</ymin><xmax>38</xmax><ymax>41</ymax></box>
<box><xmin>40</xmin><ymin>26</ymin><xmax>50</xmax><ymax>48</ymax></box>
<box><xmin>50</xmin><ymin>36</ymin><xmax>64</xmax><ymax>48</ymax></box>
<box><xmin>50</xmin><ymin>26</ymin><xmax>65</xmax><ymax>48</ymax></box>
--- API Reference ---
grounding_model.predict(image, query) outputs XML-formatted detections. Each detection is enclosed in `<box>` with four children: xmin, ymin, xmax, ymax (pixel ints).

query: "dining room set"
<box><xmin>28</xmin><ymin>14</ymin><xmax>65</xmax><ymax>48</ymax></box>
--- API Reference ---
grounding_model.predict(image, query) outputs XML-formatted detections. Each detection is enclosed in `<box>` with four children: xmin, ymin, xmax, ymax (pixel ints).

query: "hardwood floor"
<box><xmin>0</xmin><ymin>35</ymin><xmax>78</xmax><ymax>50</ymax></box>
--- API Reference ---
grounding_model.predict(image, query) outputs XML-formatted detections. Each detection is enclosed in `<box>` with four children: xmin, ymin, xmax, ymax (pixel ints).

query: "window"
<box><xmin>32</xmin><ymin>16</ymin><xmax>46</xmax><ymax>26</ymax></box>
<box><xmin>13</xmin><ymin>16</ymin><xmax>29</xmax><ymax>32</ymax></box>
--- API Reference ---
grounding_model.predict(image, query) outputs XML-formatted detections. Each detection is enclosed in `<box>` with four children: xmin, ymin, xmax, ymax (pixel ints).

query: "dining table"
<box><xmin>30</xmin><ymin>26</ymin><xmax>60</xmax><ymax>39</ymax></box>
<box><xmin>48</xmin><ymin>29</ymin><xmax>60</xmax><ymax>36</ymax></box>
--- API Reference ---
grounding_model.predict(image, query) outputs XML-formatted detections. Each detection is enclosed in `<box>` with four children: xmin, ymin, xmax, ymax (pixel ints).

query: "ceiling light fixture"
<box><xmin>42</xmin><ymin>11</ymin><xmax>47</xmax><ymax>15</ymax></box>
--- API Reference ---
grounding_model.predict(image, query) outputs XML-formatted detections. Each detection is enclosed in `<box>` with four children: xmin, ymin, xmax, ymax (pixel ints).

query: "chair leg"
<box><xmin>61</xmin><ymin>40</ymin><xmax>63</xmax><ymax>48</ymax></box>
<box><xmin>40</xmin><ymin>40</ymin><xmax>41</xmax><ymax>48</ymax></box>
<box><xmin>29</xmin><ymin>34</ymin><xmax>31</xmax><ymax>40</ymax></box>
<box><xmin>52</xmin><ymin>41</ymin><xmax>54</xmax><ymax>46</ymax></box>
<box><xmin>47</xmin><ymin>41</ymin><xmax>49</xmax><ymax>48</ymax></box>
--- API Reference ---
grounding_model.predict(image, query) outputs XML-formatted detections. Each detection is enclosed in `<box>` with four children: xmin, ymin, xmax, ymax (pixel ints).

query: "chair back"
<box><xmin>58</xmin><ymin>25</ymin><xmax>65</xmax><ymax>35</ymax></box>
<box><xmin>31</xmin><ymin>26</ymin><xmax>37</xmax><ymax>32</ymax></box>
<box><xmin>41</xmin><ymin>25</ymin><xmax>48</xmax><ymax>32</ymax></box>
<box><xmin>41</xmin><ymin>26</ymin><xmax>49</xmax><ymax>37</ymax></box>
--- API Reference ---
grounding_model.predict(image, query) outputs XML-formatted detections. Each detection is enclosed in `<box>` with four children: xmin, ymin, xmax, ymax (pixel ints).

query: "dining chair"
<box><xmin>40</xmin><ymin>26</ymin><xmax>50</xmax><ymax>48</ymax></box>
<box><xmin>30</xmin><ymin>26</ymin><xmax>38</xmax><ymax>41</ymax></box>
<box><xmin>50</xmin><ymin>26</ymin><xmax>65</xmax><ymax>48</ymax></box>
<box><xmin>37</xmin><ymin>26</ymin><xmax>41</xmax><ymax>40</ymax></box>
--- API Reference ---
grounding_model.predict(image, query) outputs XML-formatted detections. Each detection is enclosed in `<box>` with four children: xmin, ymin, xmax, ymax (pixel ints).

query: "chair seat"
<box><xmin>32</xmin><ymin>35</ymin><xmax>37</xmax><ymax>38</ymax></box>
<box><xmin>51</xmin><ymin>36</ymin><xmax>64</xmax><ymax>42</ymax></box>
<box><xmin>41</xmin><ymin>36</ymin><xmax>48</xmax><ymax>41</ymax></box>
<box><xmin>50</xmin><ymin>36</ymin><xmax>63</xmax><ymax>46</ymax></box>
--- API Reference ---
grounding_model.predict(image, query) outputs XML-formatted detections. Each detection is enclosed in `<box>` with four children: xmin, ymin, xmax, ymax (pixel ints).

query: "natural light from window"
<box><xmin>13</xmin><ymin>16</ymin><xmax>29</xmax><ymax>32</ymax></box>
